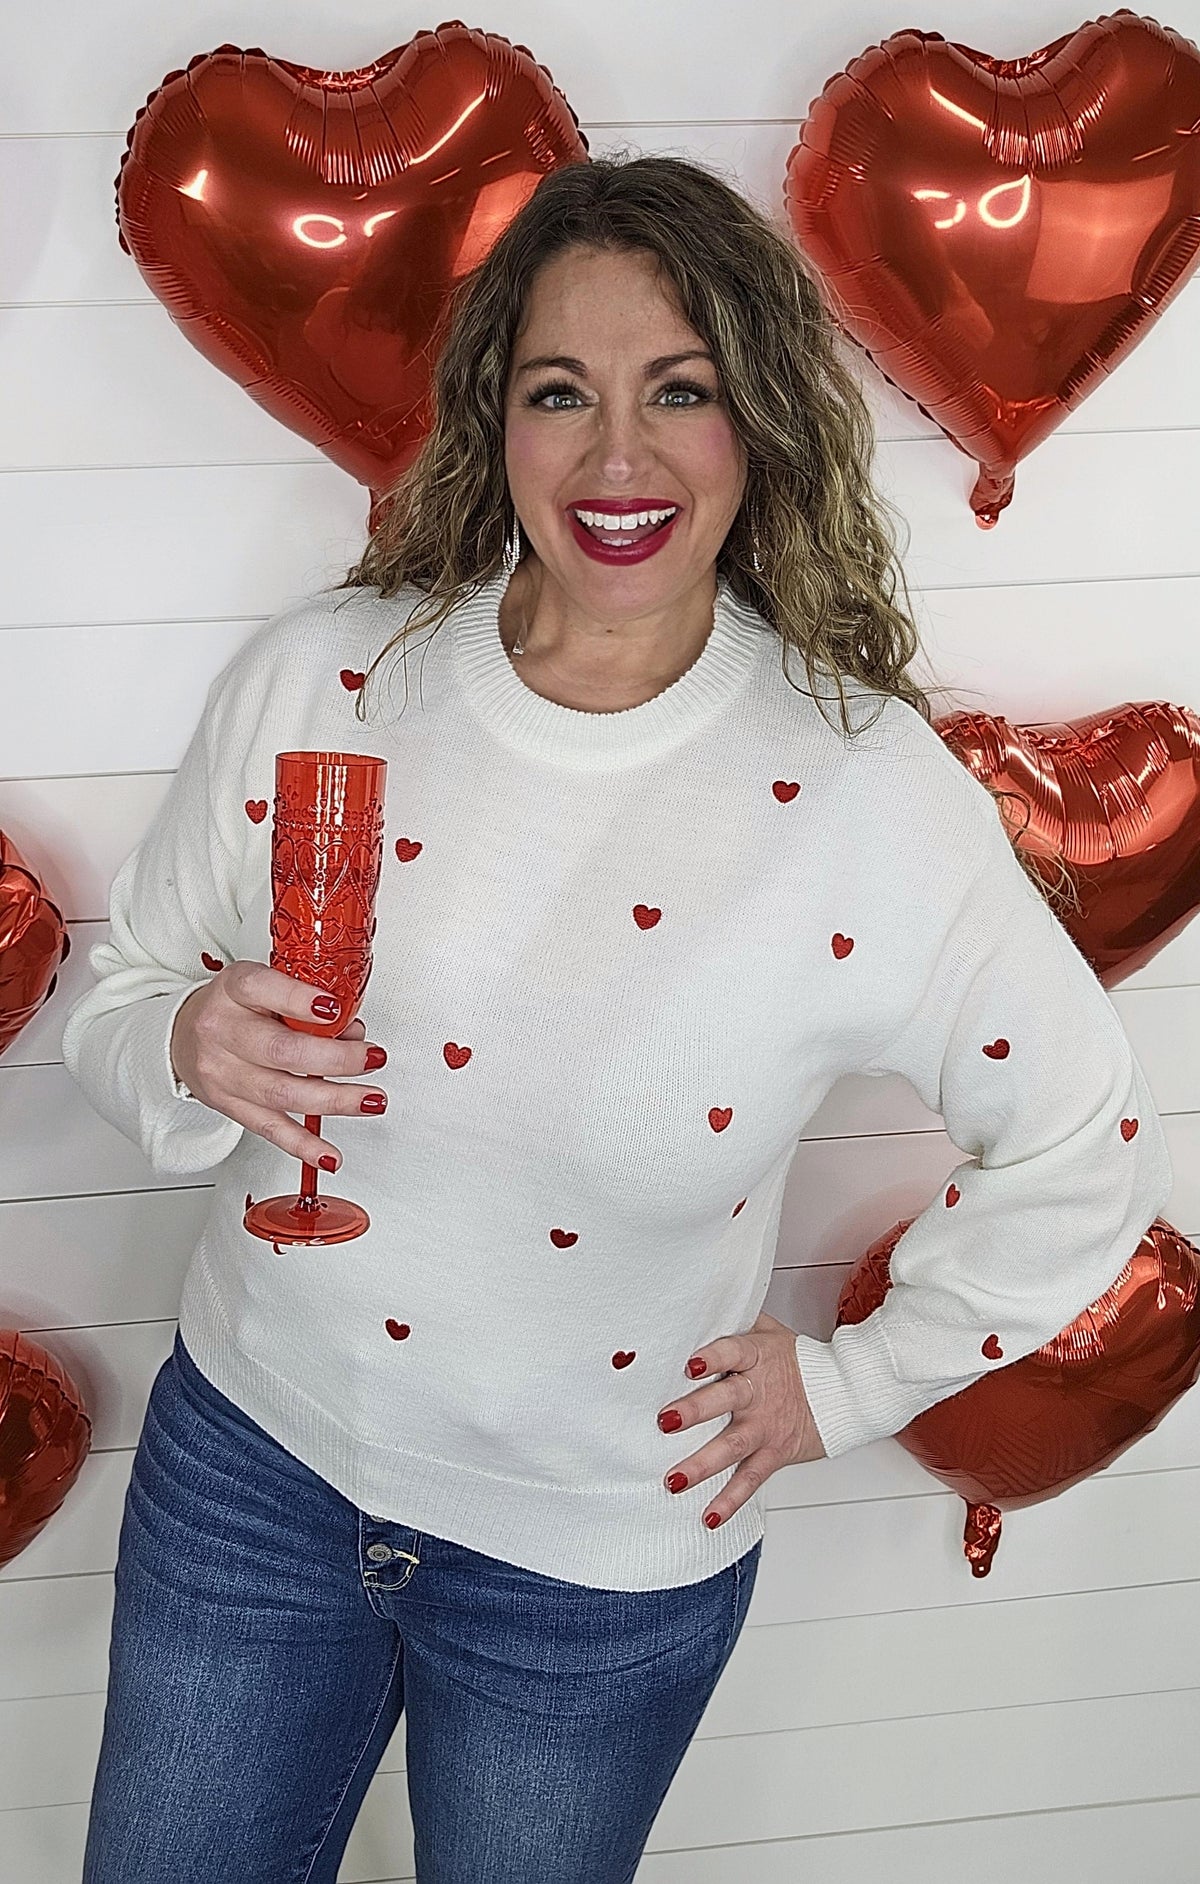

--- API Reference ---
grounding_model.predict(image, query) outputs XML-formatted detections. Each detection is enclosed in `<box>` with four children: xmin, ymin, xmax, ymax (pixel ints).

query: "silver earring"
<box><xmin>503</xmin><ymin>513</ymin><xmax>522</xmax><ymax>576</ymax></box>
<box><xmin>751</xmin><ymin>530</ymin><xmax>763</xmax><ymax>575</ymax></box>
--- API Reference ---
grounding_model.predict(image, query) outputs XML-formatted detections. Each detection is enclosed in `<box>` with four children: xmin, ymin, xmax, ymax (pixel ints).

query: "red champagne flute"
<box><xmin>242</xmin><ymin>750</ymin><xmax>387</xmax><ymax>1249</ymax></box>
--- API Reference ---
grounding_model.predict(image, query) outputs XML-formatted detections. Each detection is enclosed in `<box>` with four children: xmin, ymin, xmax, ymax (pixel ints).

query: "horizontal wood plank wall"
<box><xmin>3</xmin><ymin>2</ymin><xmax>1199</xmax><ymax>1877</ymax></box>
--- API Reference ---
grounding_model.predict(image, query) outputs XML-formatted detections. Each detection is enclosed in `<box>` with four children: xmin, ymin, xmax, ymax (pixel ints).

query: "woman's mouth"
<box><xmin>566</xmin><ymin>504</ymin><xmax>681</xmax><ymax>564</ymax></box>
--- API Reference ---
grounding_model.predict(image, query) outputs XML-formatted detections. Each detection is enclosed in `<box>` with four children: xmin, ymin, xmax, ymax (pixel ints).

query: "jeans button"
<box><xmin>366</xmin><ymin>1543</ymin><xmax>393</xmax><ymax>1562</ymax></box>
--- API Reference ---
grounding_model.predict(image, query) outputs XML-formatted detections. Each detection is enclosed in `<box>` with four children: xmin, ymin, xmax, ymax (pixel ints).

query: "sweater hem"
<box><xmin>177</xmin><ymin>1246</ymin><xmax>765</xmax><ymax>1593</ymax></box>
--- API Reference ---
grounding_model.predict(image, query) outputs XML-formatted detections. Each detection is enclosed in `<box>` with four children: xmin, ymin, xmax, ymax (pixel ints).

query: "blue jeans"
<box><xmin>83</xmin><ymin>1328</ymin><xmax>761</xmax><ymax>1883</ymax></box>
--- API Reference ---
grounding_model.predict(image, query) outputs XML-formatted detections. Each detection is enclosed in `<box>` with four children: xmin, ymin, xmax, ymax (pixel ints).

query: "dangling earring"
<box><xmin>502</xmin><ymin>513</ymin><xmax>527</xmax><ymax>654</ymax></box>
<box><xmin>751</xmin><ymin>529</ymin><xmax>763</xmax><ymax>575</ymax></box>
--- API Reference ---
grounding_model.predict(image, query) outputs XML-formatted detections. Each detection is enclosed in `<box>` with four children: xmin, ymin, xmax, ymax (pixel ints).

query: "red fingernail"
<box><xmin>360</xmin><ymin>1093</ymin><xmax>387</xmax><ymax>1113</ymax></box>
<box><xmin>704</xmin><ymin>1512</ymin><xmax>722</xmax><ymax>1528</ymax></box>
<box><xmin>364</xmin><ymin>1045</ymin><xmax>388</xmax><ymax>1071</ymax></box>
<box><xmin>686</xmin><ymin>1356</ymin><xmax>707</xmax><ymax>1378</ymax></box>
<box><xmin>658</xmin><ymin>1409</ymin><xmax>683</xmax><ymax>1432</ymax></box>
<box><xmin>666</xmin><ymin>1472</ymin><xmax>688</xmax><ymax>1492</ymax></box>
<box><xmin>312</xmin><ymin>995</ymin><xmax>341</xmax><ymax>1019</ymax></box>
<box><xmin>318</xmin><ymin>1154</ymin><xmax>338</xmax><ymax>1173</ymax></box>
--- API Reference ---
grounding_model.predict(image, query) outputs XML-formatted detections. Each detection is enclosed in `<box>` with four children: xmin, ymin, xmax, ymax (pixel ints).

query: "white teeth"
<box><xmin>572</xmin><ymin>505</ymin><xmax>678</xmax><ymax>531</ymax></box>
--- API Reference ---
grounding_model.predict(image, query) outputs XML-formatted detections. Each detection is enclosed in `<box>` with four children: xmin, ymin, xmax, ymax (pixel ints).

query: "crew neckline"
<box><xmin>449</xmin><ymin>566</ymin><xmax>772</xmax><ymax>770</ymax></box>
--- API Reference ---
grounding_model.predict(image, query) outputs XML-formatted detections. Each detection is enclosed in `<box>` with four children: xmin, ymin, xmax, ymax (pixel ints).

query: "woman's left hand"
<box><xmin>656</xmin><ymin>1310</ymin><xmax>827</xmax><ymax>1529</ymax></box>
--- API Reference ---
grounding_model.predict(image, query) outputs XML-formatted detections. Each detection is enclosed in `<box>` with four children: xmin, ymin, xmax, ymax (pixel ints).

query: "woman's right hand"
<box><xmin>168</xmin><ymin>960</ymin><xmax>388</xmax><ymax>1172</ymax></box>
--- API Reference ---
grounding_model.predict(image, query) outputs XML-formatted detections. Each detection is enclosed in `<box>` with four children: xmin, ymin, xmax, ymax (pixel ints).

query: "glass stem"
<box><xmin>299</xmin><ymin>1115</ymin><xmax>323</xmax><ymax>1211</ymax></box>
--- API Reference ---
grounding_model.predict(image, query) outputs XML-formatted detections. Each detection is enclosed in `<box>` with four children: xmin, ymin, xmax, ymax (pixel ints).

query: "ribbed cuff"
<box><xmin>144</xmin><ymin>983</ymin><xmax>245</xmax><ymax>1174</ymax></box>
<box><xmin>794</xmin><ymin>1318</ymin><xmax>982</xmax><ymax>1460</ymax></box>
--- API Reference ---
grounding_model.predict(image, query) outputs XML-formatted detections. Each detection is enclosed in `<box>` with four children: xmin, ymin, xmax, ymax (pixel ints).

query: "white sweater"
<box><xmin>61</xmin><ymin>568</ymin><xmax>1173</xmax><ymax>1590</ymax></box>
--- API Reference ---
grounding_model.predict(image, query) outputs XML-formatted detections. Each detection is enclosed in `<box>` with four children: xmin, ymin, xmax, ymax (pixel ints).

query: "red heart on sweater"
<box><xmin>550</xmin><ymin>1228</ymin><xmax>578</xmax><ymax>1248</ymax></box>
<box><xmin>945</xmin><ymin>1183</ymin><xmax>960</xmax><ymax>1208</ymax></box>
<box><xmin>633</xmin><ymin>905</ymin><xmax>661</xmax><ymax>929</ymax></box>
<box><xmin>394</xmin><ymin>839</ymin><xmax>422</xmax><ymax>863</ymax></box>
<box><xmin>733</xmin><ymin>1198</ymin><xmax>747</xmax><ymax>1217</ymax></box>
<box><xmin>708</xmin><ymin>1106</ymin><xmax>733</xmax><ymax>1133</ymax></box>
<box><xmin>245</xmin><ymin>800</ymin><xmax>268</xmax><ymax>824</ymax></box>
<box><xmin>981</xmin><ymin>1334</ymin><xmax>1004</xmax><ymax>1361</ymax></box>
<box><xmin>612</xmin><ymin>1351</ymin><xmax>636</xmax><ymax>1369</ymax></box>
<box><xmin>831</xmin><ymin>933</ymin><xmax>854</xmax><ymax>958</ymax></box>
<box><xmin>1121</xmin><ymin>1118</ymin><xmax>1140</xmax><ymax>1141</ymax></box>
<box><xmin>384</xmin><ymin>1319</ymin><xmax>411</xmax><ymax>1341</ymax></box>
<box><xmin>340</xmin><ymin>669</ymin><xmax>365</xmax><ymax>692</ymax></box>
<box><xmin>982</xmin><ymin>1038</ymin><xmax>1010</xmax><ymax>1059</ymax></box>
<box><xmin>443</xmin><ymin>1042</ymin><xmax>471</xmax><ymax>1069</ymax></box>
<box><xmin>772</xmin><ymin>780</ymin><xmax>801</xmax><ymax>802</ymax></box>
<box><xmin>200</xmin><ymin>951</ymin><xmax>224</xmax><ymax>972</ymax></box>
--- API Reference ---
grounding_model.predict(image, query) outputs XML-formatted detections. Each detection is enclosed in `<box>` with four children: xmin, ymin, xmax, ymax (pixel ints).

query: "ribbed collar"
<box><xmin>448</xmin><ymin>566</ymin><xmax>773</xmax><ymax>770</ymax></box>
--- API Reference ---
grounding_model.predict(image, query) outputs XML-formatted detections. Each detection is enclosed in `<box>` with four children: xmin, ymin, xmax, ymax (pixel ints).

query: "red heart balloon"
<box><xmin>115</xmin><ymin>28</ymin><xmax>588</xmax><ymax>511</ymax></box>
<box><xmin>836</xmin><ymin>1217</ymin><xmax>1200</xmax><ymax>1576</ymax></box>
<box><xmin>0</xmin><ymin>829</ymin><xmax>70</xmax><ymax>1056</ymax></box>
<box><xmin>0</xmin><ymin>1330</ymin><xmax>92</xmax><ymax>1567</ymax></box>
<box><xmin>935</xmin><ymin>700</ymin><xmax>1200</xmax><ymax>984</ymax></box>
<box><xmin>785</xmin><ymin>15</ymin><xmax>1200</xmax><ymax>524</ymax></box>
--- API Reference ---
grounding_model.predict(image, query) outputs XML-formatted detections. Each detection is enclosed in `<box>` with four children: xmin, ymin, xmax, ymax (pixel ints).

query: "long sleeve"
<box><xmin>793</xmin><ymin>802</ymin><xmax>1174</xmax><ymax>1460</ymax></box>
<box><xmin>60</xmin><ymin>663</ymin><xmax>251</xmax><ymax>1178</ymax></box>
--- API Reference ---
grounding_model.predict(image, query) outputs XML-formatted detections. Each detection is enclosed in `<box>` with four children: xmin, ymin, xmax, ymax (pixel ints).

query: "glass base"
<box><xmin>243</xmin><ymin>1192</ymin><xmax>370</xmax><ymax>1249</ymax></box>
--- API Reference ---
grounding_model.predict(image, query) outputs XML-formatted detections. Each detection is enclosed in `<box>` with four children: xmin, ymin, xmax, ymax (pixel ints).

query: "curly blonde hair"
<box><xmin>332</xmin><ymin>151</ymin><xmax>1077</xmax><ymax>920</ymax></box>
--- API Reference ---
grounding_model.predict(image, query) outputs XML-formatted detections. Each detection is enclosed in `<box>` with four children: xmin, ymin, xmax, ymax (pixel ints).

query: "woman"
<box><xmin>64</xmin><ymin>155</ymin><xmax>1171</xmax><ymax>1882</ymax></box>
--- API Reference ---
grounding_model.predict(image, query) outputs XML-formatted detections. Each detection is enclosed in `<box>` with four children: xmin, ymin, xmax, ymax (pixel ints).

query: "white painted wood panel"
<box><xmin>5</xmin><ymin>424</ymin><xmax>1199</xmax><ymax>631</ymax></box>
<box><xmin>6</xmin><ymin>1</ymin><xmax>1143</xmax><ymax>137</ymax></box>
<box><xmin>5</xmin><ymin>273</ymin><xmax>1197</xmax><ymax>466</ymax></box>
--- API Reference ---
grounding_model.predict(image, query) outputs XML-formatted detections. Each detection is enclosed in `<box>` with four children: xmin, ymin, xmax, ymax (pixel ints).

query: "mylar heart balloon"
<box><xmin>785</xmin><ymin>14</ymin><xmax>1200</xmax><ymax>524</ymax></box>
<box><xmin>936</xmin><ymin>701</ymin><xmax>1200</xmax><ymax>984</ymax></box>
<box><xmin>837</xmin><ymin>1217</ymin><xmax>1200</xmax><ymax>1575</ymax></box>
<box><xmin>0</xmin><ymin>1330</ymin><xmax>92</xmax><ymax>1567</ymax></box>
<box><xmin>115</xmin><ymin>27</ymin><xmax>588</xmax><ymax>516</ymax></box>
<box><xmin>0</xmin><ymin>829</ymin><xmax>70</xmax><ymax>1056</ymax></box>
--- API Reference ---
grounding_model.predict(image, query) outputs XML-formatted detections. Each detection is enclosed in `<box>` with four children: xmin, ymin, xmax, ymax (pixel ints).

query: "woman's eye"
<box><xmin>524</xmin><ymin>378</ymin><xmax>713</xmax><ymax>410</ymax></box>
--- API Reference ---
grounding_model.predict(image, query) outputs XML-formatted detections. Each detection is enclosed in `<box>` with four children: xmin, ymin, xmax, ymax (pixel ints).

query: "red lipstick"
<box><xmin>565</xmin><ymin>500</ymin><xmax>682</xmax><ymax>566</ymax></box>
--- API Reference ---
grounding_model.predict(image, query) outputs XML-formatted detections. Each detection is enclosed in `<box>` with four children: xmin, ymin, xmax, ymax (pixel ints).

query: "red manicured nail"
<box><xmin>360</xmin><ymin>1093</ymin><xmax>387</xmax><ymax>1113</ymax></box>
<box><xmin>311</xmin><ymin>994</ymin><xmax>341</xmax><ymax>1019</ymax></box>
<box><xmin>364</xmin><ymin>1045</ymin><xmax>388</xmax><ymax>1071</ymax></box>
<box><xmin>658</xmin><ymin>1409</ymin><xmax>683</xmax><ymax>1432</ymax></box>
<box><xmin>686</xmin><ymin>1356</ymin><xmax>707</xmax><ymax>1378</ymax></box>
<box><xmin>317</xmin><ymin>1154</ymin><xmax>338</xmax><ymax>1173</ymax></box>
<box><xmin>704</xmin><ymin>1512</ymin><xmax>722</xmax><ymax>1528</ymax></box>
<box><xmin>666</xmin><ymin>1472</ymin><xmax>688</xmax><ymax>1492</ymax></box>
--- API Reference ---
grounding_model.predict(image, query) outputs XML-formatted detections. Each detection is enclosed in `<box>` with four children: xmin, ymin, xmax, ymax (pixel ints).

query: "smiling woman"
<box><xmin>332</xmin><ymin>154</ymin><xmax>1072</xmax><ymax>910</ymax></box>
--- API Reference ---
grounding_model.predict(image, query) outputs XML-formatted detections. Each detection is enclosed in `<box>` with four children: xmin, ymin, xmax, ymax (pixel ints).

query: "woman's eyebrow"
<box><xmin>514</xmin><ymin>350</ymin><xmax>714</xmax><ymax>377</ymax></box>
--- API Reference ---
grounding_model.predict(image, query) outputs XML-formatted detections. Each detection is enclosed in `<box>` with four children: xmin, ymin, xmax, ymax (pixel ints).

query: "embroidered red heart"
<box><xmin>945</xmin><ymin>1183</ymin><xmax>960</xmax><ymax>1208</ymax></box>
<box><xmin>936</xmin><ymin>701</ymin><xmax>1200</xmax><ymax>982</ymax></box>
<box><xmin>982</xmin><ymin>1038</ymin><xmax>1010</xmax><ymax>1059</ymax></box>
<box><xmin>633</xmin><ymin>905</ymin><xmax>661</xmax><ymax>929</ymax></box>
<box><xmin>200</xmin><ymin>951</ymin><xmax>224</xmax><ymax>973</ymax></box>
<box><xmin>114</xmin><ymin>29</ymin><xmax>586</xmax><ymax>505</ymax></box>
<box><xmin>340</xmin><ymin>669</ymin><xmax>365</xmax><ymax>692</ymax></box>
<box><xmin>443</xmin><ymin>1042</ymin><xmax>471</xmax><ymax>1069</ymax></box>
<box><xmin>831</xmin><ymin>933</ymin><xmax>854</xmax><ymax>958</ymax></box>
<box><xmin>981</xmin><ymin>1334</ymin><xmax>1004</xmax><ymax>1361</ymax></box>
<box><xmin>384</xmin><ymin>1319</ymin><xmax>411</xmax><ymax>1341</ymax></box>
<box><xmin>708</xmin><ymin>1106</ymin><xmax>733</xmax><ymax>1133</ymax></box>
<box><xmin>550</xmin><ymin>1228</ymin><xmax>578</xmax><ymax>1248</ymax></box>
<box><xmin>612</xmin><ymin>1351</ymin><xmax>636</xmax><ymax>1369</ymax></box>
<box><xmin>772</xmin><ymin>780</ymin><xmax>801</xmax><ymax>802</ymax></box>
<box><xmin>1120</xmin><ymin>1118</ymin><xmax>1140</xmax><ymax>1141</ymax></box>
<box><xmin>732</xmin><ymin>1198</ymin><xmax>747</xmax><ymax>1217</ymax></box>
<box><xmin>245</xmin><ymin>800</ymin><xmax>268</xmax><ymax>824</ymax></box>
<box><xmin>395</xmin><ymin>839</ymin><xmax>423</xmax><ymax>863</ymax></box>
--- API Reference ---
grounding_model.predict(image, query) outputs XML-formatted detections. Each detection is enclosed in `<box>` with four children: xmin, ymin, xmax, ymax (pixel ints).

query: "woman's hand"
<box><xmin>656</xmin><ymin>1309</ymin><xmax>827</xmax><ymax>1529</ymax></box>
<box><xmin>168</xmin><ymin>960</ymin><xmax>388</xmax><ymax>1171</ymax></box>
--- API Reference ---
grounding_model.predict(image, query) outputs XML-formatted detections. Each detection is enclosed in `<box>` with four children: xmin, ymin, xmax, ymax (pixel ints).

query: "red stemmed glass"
<box><xmin>242</xmin><ymin>750</ymin><xmax>387</xmax><ymax>1249</ymax></box>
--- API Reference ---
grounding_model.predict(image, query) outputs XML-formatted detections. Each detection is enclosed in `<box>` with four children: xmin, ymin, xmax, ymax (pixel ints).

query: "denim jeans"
<box><xmin>82</xmin><ymin>1327</ymin><xmax>762</xmax><ymax>1883</ymax></box>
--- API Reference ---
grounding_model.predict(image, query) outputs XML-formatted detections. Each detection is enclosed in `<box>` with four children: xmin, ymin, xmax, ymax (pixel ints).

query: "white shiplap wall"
<box><xmin>3</xmin><ymin>4</ymin><xmax>1200</xmax><ymax>1879</ymax></box>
